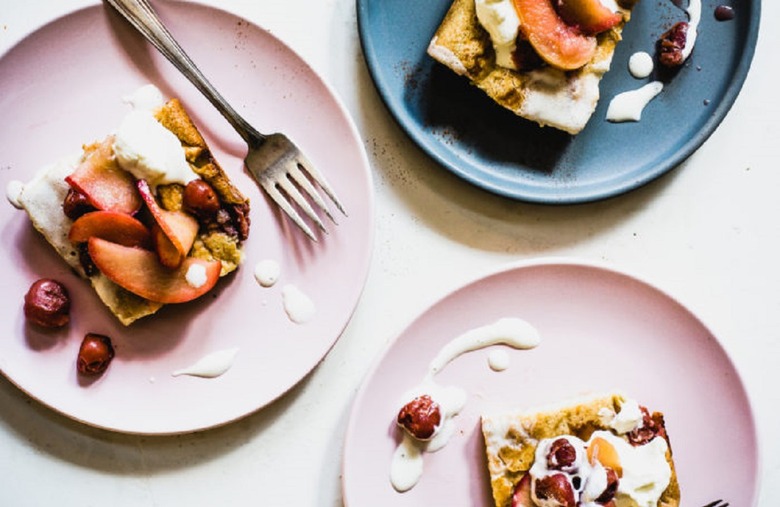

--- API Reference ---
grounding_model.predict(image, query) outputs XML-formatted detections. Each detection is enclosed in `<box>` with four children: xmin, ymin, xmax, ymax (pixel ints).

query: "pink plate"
<box><xmin>0</xmin><ymin>2</ymin><xmax>373</xmax><ymax>434</ymax></box>
<box><xmin>342</xmin><ymin>260</ymin><xmax>759</xmax><ymax>506</ymax></box>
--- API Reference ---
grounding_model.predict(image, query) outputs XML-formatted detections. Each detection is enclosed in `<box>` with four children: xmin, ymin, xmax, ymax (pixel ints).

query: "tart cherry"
<box><xmin>533</xmin><ymin>473</ymin><xmax>576</xmax><ymax>507</ymax></box>
<box><xmin>183</xmin><ymin>179</ymin><xmax>220</xmax><ymax>217</ymax></box>
<box><xmin>24</xmin><ymin>279</ymin><xmax>70</xmax><ymax>328</ymax></box>
<box><xmin>63</xmin><ymin>188</ymin><xmax>95</xmax><ymax>220</ymax></box>
<box><xmin>77</xmin><ymin>333</ymin><xmax>115</xmax><ymax>375</ymax></box>
<box><xmin>397</xmin><ymin>394</ymin><xmax>442</xmax><ymax>440</ymax></box>
<box><xmin>596</xmin><ymin>468</ymin><xmax>619</xmax><ymax>503</ymax></box>
<box><xmin>547</xmin><ymin>438</ymin><xmax>578</xmax><ymax>471</ymax></box>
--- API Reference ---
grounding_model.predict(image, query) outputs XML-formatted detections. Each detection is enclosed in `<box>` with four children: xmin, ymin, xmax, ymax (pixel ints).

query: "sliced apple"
<box><xmin>136</xmin><ymin>179</ymin><xmax>199</xmax><ymax>268</ymax></box>
<box><xmin>587</xmin><ymin>436</ymin><xmax>623</xmax><ymax>477</ymax></box>
<box><xmin>151</xmin><ymin>224</ymin><xmax>186</xmax><ymax>269</ymax></box>
<box><xmin>88</xmin><ymin>237</ymin><xmax>221</xmax><ymax>304</ymax></box>
<box><xmin>512</xmin><ymin>0</ymin><xmax>597</xmax><ymax>70</ymax></box>
<box><xmin>510</xmin><ymin>474</ymin><xmax>533</xmax><ymax>507</ymax></box>
<box><xmin>68</xmin><ymin>211</ymin><xmax>151</xmax><ymax>248</ymax></box>
<box><xmin>65</xmin><ymin>136</ymin><xmax>143</xmax><ymax>215</ymax></box>
<box><xmin>556</xmin><ymin>0</ymin><xmax>623</xmax><ymax>35</ymax></box>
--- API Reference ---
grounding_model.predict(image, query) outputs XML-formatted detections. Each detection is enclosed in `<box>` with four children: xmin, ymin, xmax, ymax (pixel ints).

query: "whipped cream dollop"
<box><xmin>112</xmin><ymin>85</ymin><xmax>197</xmax><ymax>187</ymax></box>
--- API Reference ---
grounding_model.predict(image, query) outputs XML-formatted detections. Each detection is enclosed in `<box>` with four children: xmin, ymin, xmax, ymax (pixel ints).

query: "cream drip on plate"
<box><xmin>254</xmin><ymin>259</ymin><xmax>281</xmax><ymax>287</ymax></box>
<box><xmin>172</xmin><ymin>347</ymin><xmax>239</xmax><ymax>378</ymax></box>
<box><xmin>628</xmin><ymin>51</ymin><xmax>654</xmax><ymax>79</ymax></box>
<box><xmin>282</xmin><ymin>284</ymin><xmax>316</xmax><ymax>324</ymax></box>
<box><xmin>390</xmin><ymin>317</ymin><xmax>541</xmax><ymax>492</ymax></box>
<box><xmin>605</xmin><ymin>81</ymin><xmax>664</xmax><ymax>122</ymax></box>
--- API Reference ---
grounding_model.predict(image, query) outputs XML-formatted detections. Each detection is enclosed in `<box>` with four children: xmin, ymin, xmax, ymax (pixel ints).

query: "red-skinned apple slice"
<box><xmin>152</xmin><ymin>224</ymin><xmax>187</xmax><ymax>269</ymax></box>
<box><xmin>513</xmin><ymin>0</ymin><xmax>597</xmax><ymax>70</ymax></box>
<box><xmin>65</xmin><ymin>136</ymin><xmax>143</xmax><ymax>215</ymax></box>
<box><xmin>68</xmin><ymin>211</ymin><xmax>151</xmax><ymax>248</ymax></box>
<box><xmin>136</xmin><ymin>179</ymin><xmax>199</xmax><ymax>268</ymax></box>
<box><xmin>88</xmin><ymin>237</ymin><xmax>221</xmax><ymax>304</ymax></box>
<box><xmin>556</xmin><ymin>0</ymin><xmax>622</xmax><ymax>35</ymax></box>
<box><xmin>511</xmin><ymin>474</ymin><xmax>533</xmax><ymax>507</ymax></box>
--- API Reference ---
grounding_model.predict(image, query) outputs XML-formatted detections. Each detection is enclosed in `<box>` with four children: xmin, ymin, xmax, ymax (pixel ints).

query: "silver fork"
<box><xmin>703</xmin><ymin>500</ymin><xmax>729</xmax><ymax>507</ymax></box>
<box><xmin>104</xmin><ymin>0</ymin><xmax>346</xmax><ymax>241</ymax></box>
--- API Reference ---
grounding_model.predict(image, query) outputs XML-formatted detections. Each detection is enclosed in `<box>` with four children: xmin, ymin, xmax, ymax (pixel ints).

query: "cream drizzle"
<box><xmin>172</xmin><ymin>347</ymin><xmax>239</xmax><ymax>378</ymax></box>
<box><xmin>390</xmin><ymin>318</ymin><xmax>541</xmax><ymax>492</ymax></box>
<box><xmin>681</xmin><ymin>0</ymin><xmax>701</xmax><ymax>61</ymax></box>
<box><xmin>605</xmin><ymin>81</ymin><xmax>664</xmax><ymax>122</ymax></box>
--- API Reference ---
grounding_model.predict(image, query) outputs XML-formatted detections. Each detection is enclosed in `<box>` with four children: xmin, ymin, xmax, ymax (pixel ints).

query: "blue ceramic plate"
<box><xmin>357</xmin><ymin>0</ymin><xmax>760</xmax><ymax>203</ymax></box>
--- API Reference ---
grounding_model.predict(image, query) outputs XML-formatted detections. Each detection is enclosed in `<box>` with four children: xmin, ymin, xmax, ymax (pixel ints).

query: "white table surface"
<box><xmin>0</xmin><ymin>0</ymin><xmax>777</xmax><ymax>505</ymax></box>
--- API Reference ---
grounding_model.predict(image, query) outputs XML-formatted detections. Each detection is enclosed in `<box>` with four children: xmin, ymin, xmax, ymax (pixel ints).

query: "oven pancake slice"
<box><xmin>427</xmin><ymin>0</ymin><xmax>636</xmax><ymax>134</ymax></box>
<box><xmin>18</xmin><ymin>93</ymin><xmax>249</xmax><ymax>326</ymax></box>
<box><xmin>481</xmin><ymin>392</ymin><xmax>680</xmax><ymax>507</ymax></box>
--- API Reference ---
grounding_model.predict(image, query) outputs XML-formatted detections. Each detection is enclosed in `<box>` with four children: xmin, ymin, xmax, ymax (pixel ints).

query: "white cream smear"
<box><xmin>606</xmin><ymin>81</ymin><xmax>664</xmax><ymax>122</ymax></box>
<box><xmin>172</xmin><ymin>347</ymin><xmax>239</xmax><ymax>378</ymax></box>
<box><xmin>682</xmin><ymin>0</ymin><xmax>701</xmax><ymax>61</ymax></box>
<box><xmin>6</xmin><ymin>180</ymin><xmax>24</xmax><ymax>209</ymax></box>
<box><xmin>628</xmin><ymin>51</ymin><xmax>654</xmax><ymax>79</ymax></box>
<box><xmin>488</xmin><ymin>349</ymin><xmax>511</xmax><ymax>371</ymax></box>
<box><xmin>282</xmin><ymin>284</ymin><xmax>316</xmax><ymax>324</ymax></box>
<box><xmin>390</xmin><ymin>317</ymin><xmax>541</xmax><ymax>492</ymax></box>
<box><xmin>427</xmin><ymin>317</ymin><xmax>541</xmax><ymax>376</ymax></box>
<box><xmin>254</xmin><ymin>259</ymin><xmax>281</xmax><ymax>287</ymax></box>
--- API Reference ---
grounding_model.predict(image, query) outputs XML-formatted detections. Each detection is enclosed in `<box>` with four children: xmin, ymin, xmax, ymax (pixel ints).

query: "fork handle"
<box><xmin>105</xmin><ymin>0</ymin><xmax>266</xmax><ymax>147</ymax></box>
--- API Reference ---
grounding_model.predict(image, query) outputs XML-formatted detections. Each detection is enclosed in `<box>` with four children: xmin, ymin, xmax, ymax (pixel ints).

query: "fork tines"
<box><xmin>260</xmin><ymin>154</ymin><xmax>346</xmax><ymax>242</ymax></box>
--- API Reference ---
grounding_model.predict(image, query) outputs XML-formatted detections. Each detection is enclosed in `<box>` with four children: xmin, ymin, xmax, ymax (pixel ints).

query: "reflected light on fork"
<box><xmin>703</xmin><ymin>500</ymin><xmax>729</xmax><ymax>507</ymax></box>
<box><xmin>104</xmin><ymin>0</ymin><xmax>346</xmax><ymax>242</ymax></box>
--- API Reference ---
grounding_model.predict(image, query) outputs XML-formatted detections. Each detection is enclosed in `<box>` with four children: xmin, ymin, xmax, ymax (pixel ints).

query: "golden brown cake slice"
<box><xmin>17</xmin><ymin>85</ymin><xmax>250</xmax><ymax>325</ymax></box>
<box><xmin>427</xmin><ymin>0</ymin><xmax>637</xmax><ymax>134</ymax></box>
<box><xmin>481</xmin><ymin>392</ymin><xmax>680</xmax><ymax>507</ymax></box>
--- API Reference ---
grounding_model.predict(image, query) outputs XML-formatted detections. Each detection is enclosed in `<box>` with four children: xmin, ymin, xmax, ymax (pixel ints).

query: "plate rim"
<box><xmin>356</xmin><ymin>0</ymin><xmax>762</xmax><ymax>204</ymax></box>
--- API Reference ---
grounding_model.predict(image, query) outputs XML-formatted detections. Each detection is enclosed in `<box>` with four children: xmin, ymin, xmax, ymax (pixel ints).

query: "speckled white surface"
<box><xmin>1</xmin><ymin>0</ymin><xmax>778</xmax><ymax>505</ymax></box>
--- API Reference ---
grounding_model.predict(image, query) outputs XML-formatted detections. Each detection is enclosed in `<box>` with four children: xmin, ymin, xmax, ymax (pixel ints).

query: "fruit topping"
<box><xmin>511</xmin><ymin>474</ymin><xmax>534</xmax><ymax>507</ymax></box>
<box><xmin>546</xmin><ymin>438</ymin><xmax>578</xmax><ymax>472</ymax></box>
<box><xmin>62</xmin><ymin>188</ymin><xmax>95</xmax><ymax>220</ymax></box>
<box><xmin>657</xmin><ymin>21</ymin><xmax>688</xmax><ymax>68</ymax></box>
<box><xmin>87</xmin><ymin>237</ymin><xmax>221</xmax><ymax>304</ymax></box>
<box><xmin>533</xmin><ymin>473</ymin><xmax>576</xmax><ymax>507</ymax></box>
<box><xmin>68</xmin><ymin>210</ymin><xmax>152</xmax><ymax>249</ymax></box>
<box><xmin>595</xmin><ymin>467</ymin><xmax>619</xmax><ymax>504</ymax></box>
<box><xmin>77</xmin><ymin>333</ymin><xmax>115</xmax><ymax>375</ymax></box>
<box><xmin>24</xmin><ymin>279</ymin><xmax>70</xmax><ymax>328</ymax></box>
<box><xmin>587</xmin><ymin>436</ymin><xmax>623</xmax><ymax>476</ymax></box>
<box><xmin>64</xmin><ymin>136</ymin><xmax>143</xmax><ymax>215</ymax></box>
<box><xmin>137</xmin><ymin>179</ymin><xmax>199</xmax><ymax>268</ymax></box>
<box><xmin>512</xmin><ymin>0</ymin><xmax>598</xmax><ymax>70</ymax></box>
<box><xmin>627</xmin><ymin>406</ymin><xmax>667</xmax><ymax>445</ymax></box>
<box><xmin>554</xmin><ymin>0</ymin><xmax>623</xmax><ymax>35</ymax></box>
<box><xmin>397</xmin><ymin>394</ymin><xmax>442</xmax><ymax>440</ymax></box>
<box><xmin>183</xmin><ymin>179</ymin><xmax>221</xmax><ymax>217</ymax></box>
